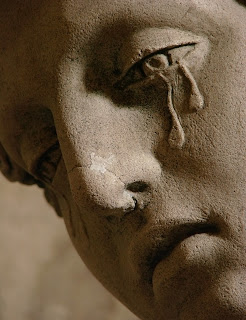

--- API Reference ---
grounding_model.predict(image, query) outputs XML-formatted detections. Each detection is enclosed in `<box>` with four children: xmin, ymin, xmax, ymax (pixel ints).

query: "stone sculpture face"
<box><xmin>0</xmin><ymin>0</ymin><xmax>246</xmax><ymax>319</ymax></box>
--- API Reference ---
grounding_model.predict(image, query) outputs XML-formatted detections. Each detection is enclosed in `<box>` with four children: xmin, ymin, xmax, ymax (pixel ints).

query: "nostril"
<box><xmin>126</xmin><ymin>181</ymin><xmax>149</xmax><ymax>193</ymax></box>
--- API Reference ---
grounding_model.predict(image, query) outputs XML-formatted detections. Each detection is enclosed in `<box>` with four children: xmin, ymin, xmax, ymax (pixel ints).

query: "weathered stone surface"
<box><xmin>0</xmin><ymin>1</ymin><xmax>246</xmax><ymax>319</ymax></box>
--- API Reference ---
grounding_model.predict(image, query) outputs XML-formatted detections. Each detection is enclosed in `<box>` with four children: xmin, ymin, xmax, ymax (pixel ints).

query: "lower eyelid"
<box><xmin>122</xmin><ymin>75</ymin><xmax>156</xmax><ymax>91</ymax></box>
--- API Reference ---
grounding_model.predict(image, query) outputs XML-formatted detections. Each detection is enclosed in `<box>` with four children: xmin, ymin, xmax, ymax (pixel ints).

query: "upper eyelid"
<box><xmin>119</xmin><ymin>42</ymin><xmax>197</xmax><ymax>79</ymax></box>
<box><xmin>113</xmin><ymin>43</ymin><xmax>197</xmax><ymax>90</ymax></box>
<box><xmin>122</xmin><ymin>42</ymin><xmax>197</xmax><ymax>78</ymax></box>
<box><xmin>116</xmin><ymin>27</ymin><xmax>209</xmax><ymax>79</ymax></box>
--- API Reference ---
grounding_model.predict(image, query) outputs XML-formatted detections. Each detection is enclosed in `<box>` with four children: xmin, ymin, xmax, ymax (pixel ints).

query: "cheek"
<box><xmin>201</xmin><ymin>29</ymin><xmax>246</xmax><ymax>128</ymax></box>
<box><xmin>51</xmin><ymin>169</ymin><xmax>128</xmax><ymax>299</ymax></box>
<box><xmin>182</xmin><ymin>33</ymin><xmax>246</xmax><ymax>176</ymax></box>
<box><xmin>47</xmin><ymin>158</ymin><xmax>91</xmax><ymax>256</ymax></box>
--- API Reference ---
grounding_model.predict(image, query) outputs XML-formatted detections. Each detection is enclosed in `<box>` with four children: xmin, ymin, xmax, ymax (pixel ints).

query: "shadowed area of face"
<box><xmin>0</xmin><ymin>1</ymin><xmax>246</xmax><ymax>320</ymax></box>
<box><xmin>236</xmin><ymin>0</ymin><xmax>246</xmax><ymax>5</ymax></box>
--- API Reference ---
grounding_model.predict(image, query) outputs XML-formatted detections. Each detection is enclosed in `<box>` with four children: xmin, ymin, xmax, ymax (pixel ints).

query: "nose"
<box><xmin>68</xmin><ymin>164</ymin><xmax>153</xmax><ymax>218</ymax></box>
<box><xmin>53</xmin><ymin>68</ymin><xmax>162</xmax><ymax>218</ymax></box>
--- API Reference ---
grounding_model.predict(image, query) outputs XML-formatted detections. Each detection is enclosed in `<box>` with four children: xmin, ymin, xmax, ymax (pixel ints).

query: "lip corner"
<box><xmin>129</xmin><ymin>220</ymin><xmax>219</xmax><ymax>286</ymax></box>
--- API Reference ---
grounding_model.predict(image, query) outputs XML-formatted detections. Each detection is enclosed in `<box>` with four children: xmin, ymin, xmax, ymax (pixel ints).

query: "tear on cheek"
<box><xmin>144</xmin><ymin>59</ymin><xmax>204</xmax><ymax>149</ymax></box>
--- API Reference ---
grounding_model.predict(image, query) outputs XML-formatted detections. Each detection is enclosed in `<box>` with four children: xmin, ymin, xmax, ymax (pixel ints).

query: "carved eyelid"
<box><xmin>120</xmin><ymin>42</ymin><xmax>196</xmax><ymax>81</ymax></box>
<box><xmin>117</xmin><ymin>27</ymin><xmax>210</xmax><ymax>79</ymax></box>
<box><xmin>114</xmin><ymin>44</ymin><xmax>197</xmax><ymax>91</ymax></box>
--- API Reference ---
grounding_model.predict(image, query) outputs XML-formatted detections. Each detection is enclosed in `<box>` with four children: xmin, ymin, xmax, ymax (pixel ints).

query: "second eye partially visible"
<box><xmin>35</xmin><ymin>142</ymin><xmax>62</xmax><ymax>184</ymax></box>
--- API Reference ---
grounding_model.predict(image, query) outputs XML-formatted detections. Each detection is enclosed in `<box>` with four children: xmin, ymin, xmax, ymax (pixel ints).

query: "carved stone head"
<box><xmin>0</xmin><ymin>1</ymin><xmax>246</xmax><ymax>319</ymax></box>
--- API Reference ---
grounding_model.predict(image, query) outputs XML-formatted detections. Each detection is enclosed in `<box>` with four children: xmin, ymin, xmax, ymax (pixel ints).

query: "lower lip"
<box><xmin>152</xmin><ymin>233</ymin><xmax>219</xmax><ymax>288</ymax></box>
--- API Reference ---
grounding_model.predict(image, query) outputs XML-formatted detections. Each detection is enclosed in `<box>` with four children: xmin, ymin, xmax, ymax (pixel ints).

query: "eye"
<box><xmin>142</xmin><ymin>53</ymin><xmax>170</xmax><ymax>76</ymax></box>
<box><xmin>35</xmin><ymin>142</ymin><xmax>62</xmax><ymax>183</ymax></box>
<box><xmin>115</xmin><ymin>44</ymin><xmax>196</xmax><ymax>90</ymax></box>
<box><xmin>114</xmin><ymin>52</ymin><xmax>169</xmax><ymax>90</ymax></box>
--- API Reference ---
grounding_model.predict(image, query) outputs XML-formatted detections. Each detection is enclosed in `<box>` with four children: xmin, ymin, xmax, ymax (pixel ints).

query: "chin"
<box><xmin>153</xmin><ymin>268</ymin><xmax>246</xmax><ymax>320</ymax></box>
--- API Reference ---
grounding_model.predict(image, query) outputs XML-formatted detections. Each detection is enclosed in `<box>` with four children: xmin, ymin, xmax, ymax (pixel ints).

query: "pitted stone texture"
<box><xmin>0</xmin><ymin>1</ymin><xmax>246</xmax><ymax>320</ymax></box>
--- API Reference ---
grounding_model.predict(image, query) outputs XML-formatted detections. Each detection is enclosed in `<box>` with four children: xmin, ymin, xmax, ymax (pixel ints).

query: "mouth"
<box><xmin>129</xmin><ymin>221</ymin><xmax>219</xmax><ymax>285</ymax></box>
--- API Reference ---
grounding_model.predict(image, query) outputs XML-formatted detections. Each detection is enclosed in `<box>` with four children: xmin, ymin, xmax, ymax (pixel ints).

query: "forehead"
<box><xmin>56</xmin><ymin>0</ymin><xmax>236</xmax><ymax>44</ymax></box>
<box><xmin>1</xmin><ymin>0</ymin><xmax>240</xmax><ymax>83</ymax></box>
<box><xmin>3</xmin><ymin>0</ymin><xmax>241</xmax><ymax>78</ymax></box>
<box><xmin>62</xmin><ymin>0</ymin><xmax>232</xmax><ymax>23</ymax></box>
<box><xmin>1</xmin><ymin>0</ymin><xmax>241</xmax><ymax>66</ymax></box>
<box><xmin>3</xmin><ymin>0</ymin><xmax>238</xmax><ymax>40</ymax></box>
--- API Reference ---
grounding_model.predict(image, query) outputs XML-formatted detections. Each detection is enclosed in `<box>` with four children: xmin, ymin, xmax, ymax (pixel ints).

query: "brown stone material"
<box><xmin>1</xmin><ymin>1</ymin><xmax>246</xmax><ymax>319</ymax></box>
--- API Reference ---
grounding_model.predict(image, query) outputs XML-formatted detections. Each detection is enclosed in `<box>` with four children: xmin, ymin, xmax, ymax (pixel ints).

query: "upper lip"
<box><xmin>129</xmin><ymin>220</ymin><xmax>218</xmax><ymax>285</ymax></box>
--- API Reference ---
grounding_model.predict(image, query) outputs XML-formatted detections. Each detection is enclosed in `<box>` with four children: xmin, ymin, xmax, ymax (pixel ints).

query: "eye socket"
<box><xmin>115</xmin><ymin>43</ymin><xmax>195</xmax><ymax>90</ymax></box>
<box><xmin>35</xmin><ymin>142</ymin><xmax>62</xmax><ymax>184</ymax></box>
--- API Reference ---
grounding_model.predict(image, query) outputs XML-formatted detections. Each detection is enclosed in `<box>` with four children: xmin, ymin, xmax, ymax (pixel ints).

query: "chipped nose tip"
<box><xmin>118</xmin><ymin>190</ymin><xmax>138</xmax><ymax>213</ymax></box>
<box><xmin>122</xmin><ymin>195</ymin><xmax>138</xmax><ymax>213</ymax></box>
<box><xmin>98</xmin><ymin>180</ymin><xmax>150</xmax><ymax>215</ymax></box>
<box><xmin>69</xmin><ymin>164</ymin><xmax>151</xmax><ymax>216</ymax></box>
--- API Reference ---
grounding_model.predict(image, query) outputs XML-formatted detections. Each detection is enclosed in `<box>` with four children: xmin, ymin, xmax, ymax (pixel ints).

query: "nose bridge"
<box><xmin>53</xmin><ymin>106</ymin><xmax>160</xmax><ymax>217</ymax></box>
<box><xmin>52</xmin><ymin>61</ymin><xmax>164</xmax><ymax>217</ymax></box>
